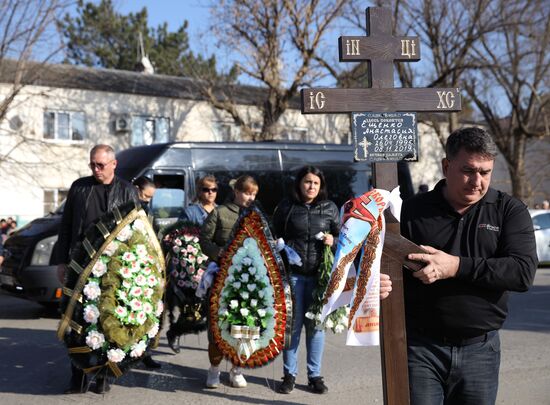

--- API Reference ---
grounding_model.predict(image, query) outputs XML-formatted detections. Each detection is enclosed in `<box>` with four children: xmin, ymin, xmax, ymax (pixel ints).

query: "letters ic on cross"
<box><xmin>299</xmin><ymin>7</ymin><xmax>462</xmax><ymax>405</ymax></box>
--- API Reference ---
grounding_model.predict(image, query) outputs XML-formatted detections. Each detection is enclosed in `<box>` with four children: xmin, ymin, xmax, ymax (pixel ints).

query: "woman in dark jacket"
<box><xmin>272</xmin><ymin>166</ymin><xmax>340</xmax><ymax>395</ymax></box>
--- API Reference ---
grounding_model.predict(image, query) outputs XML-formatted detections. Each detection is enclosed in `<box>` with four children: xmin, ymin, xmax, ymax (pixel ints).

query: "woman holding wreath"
<box><xmin>199</xmin><ymin>175</ymin><xmax>259</xmax><ymax>389</ymax></box>
<box><xmin>272</xmin><ymin>166</ymin><xmax>339</xmax><ymax>394</ymax></box>
<box><xmin>165</xmin><ymin>175</ymin><xmax>218</xmax><ymax>352</ymax></box>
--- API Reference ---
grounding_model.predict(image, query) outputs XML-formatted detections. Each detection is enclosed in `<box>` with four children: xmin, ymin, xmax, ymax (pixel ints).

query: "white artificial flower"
<box><xmin>136</xmin><ymin>311</ymin><xmax>147</xmax><ymax>325</ymax></box>
<box><xmin>147</xmin><ymin>322</ymin><xmax>160</xmax><ymax>338</ymax></box>
<box><xmin>257</xmin><ymin>308</ymin><xmax>266</xmax><ymax>317</ymax></box>
<box><xmin>83</xmin><ymin>281</ymin><xmax>101</xmax><ymax>300</ymax></box>
<box><xmin>243</xmin><ymin>238</ymin><xmax>257</xmax><ymax>249</ymax></box>
<box><xmin>240</xmin><ymin>273</ymin><xmax>250</xmax><ymax>283</ymax></box>
<box><xmin>107</xmin><ymin>348</ymin><xmax>126</xmax><ymax>363</ymax></box>
<box><xmin>219</xmin><ymin>307</ymin><xmax>229</xmax><ymax>317</ymax></box>
<box><xmin>230</xmin><ymin>300</ymin><xmax>239</xmax><ymax>309</ymax></box>
<box><xmin>242</xmin><ymin>257</ymin><xmax>252</xmax><ymax>266</ymax></box>
<box><xmin>130</xmin><ymin>340</ymin><xmax>147</xmax><ymax>358</ymax></box>
<box><xmin>240</xmin><ymin>308</ymin><xmax>250</xmax><ymax>317</ymax></box>
<box><xmin>248</xmin><ymin>266</ymin><xmax>257</xmax><ymax>275</ymax></box>
<box><xmin>116</xmin><ymin>225</ymin><xmax>133</xmax><ymax>242</ymax></box>
<box><xmin>115</xmin><ymin>306</ymin><xmax>128</xmax><ymax>318</ymax></box>
<box><xmin>103</xmin><ymin>241</ymin><xmax>118</xmax><ymax>257</ymax></box>
<box><xmin>85</xmin><ymin>330</ymin><xmax>105</xmax><ymax>350</ymax></box>
<box><xmin>132</xmin><ymin>219</ymin><xmax>147</xmax><ymax>233</ymax></box>
<box><xmin>122</xmin><ymin>252</ymin><xmax>136</xmax><ymax>262</ymax></box>
<box><xmin>247</xmin><ymin>283</ymin><xmax>256</xmax><ymax>292</ymax></box>
<box><xmin>305</xmin><ymin>312</ymin><xmax>315</xmax><ymax>320</ymax></box>
<box><xmin>334</xmin><ymin>324</ymin><xmax>345</xmax><ymax>333</ymax></box>
<box><xmin>130</xmin><ymin>286</ymin><xmax>143</xmax><ymax>297</ymax></box>
<box><xmin>134</xmin><ymin>274</ymin><xmax>147</xmax><ymax>286</ymax></box>
<box><xmin>143</xmin><ymin>288</ymin><xmax>154</xmax><ymax>299</ymax></box>
<box><xmin>325</xmin><ymin>318</ymin><xmax>334</xmax><ymax>328</ymax></box>
<box><xmin>134</xmin><ymin>244</ymin><xmax>148</xmax><ymax>258</ymax></box>
<box><xmin>147</xmin><ymin>275</ymin><xmax>158</xmax><ymax>287</ymax></box>
<box><xmin>130</xmin><ymin>299</ymin><xmax>143</xmax><ymax>311</ymax></box>
<box><xmin>240</xmin><ymin>291</ymin><xmax>249</xmax><ymax>300</ymax></box>
<box><xmin>232</xmin><ymin>281</ymin><xmax>241</xmax><ymax>289</ymax></box>
<box><xmin>143</xmin><ymin>302</ymin><xmax>154</xmax><ymax>314</ymax></box>
<box><xmin>250</xmin><ymin>299</ymin><xmax>258</xmax><ymax>307</ymax></box>
<box><xmin>119</xmin><ymin>267</ymin><xmax>133</xmax><ymax>279</ymax></box>
<box><xmin>83</xmin><ymin>304</ymin><xmax>100</xmax><ymax>324</ymax></box>
<box><xmin>91</xmin><ymin>260</ymin><xmax>107</xmax><ymax>277</ymax></box>
<box><xmin>117</xmin><ymin>290</ymin><xmax>127</xmax><ymax>301</ymax></box>
<box><xmin>155</xmin><ymin>300</ymin><xmax>164</xmax><ymax>317</ymax></box>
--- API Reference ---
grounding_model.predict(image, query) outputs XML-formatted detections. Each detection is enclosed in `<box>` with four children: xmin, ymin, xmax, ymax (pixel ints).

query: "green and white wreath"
<box><xmin>59</xmin><ymin>203</ymin><xmax>165</xmax><ymax>376</ymax></box>
<box><xmin>217</xmin><ymin>238</ymin><xmax>276</xmax><ymax>353</ymax></box>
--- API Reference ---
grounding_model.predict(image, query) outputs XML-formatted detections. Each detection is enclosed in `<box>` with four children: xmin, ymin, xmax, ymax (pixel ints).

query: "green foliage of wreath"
<box><xmin>97</xmin><ymin>231</ymin><xmax>164</xmax><ymax>349</ymax></box>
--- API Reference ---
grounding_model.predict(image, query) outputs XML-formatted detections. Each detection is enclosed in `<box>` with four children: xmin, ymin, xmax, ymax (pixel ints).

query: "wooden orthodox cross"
<box><xmin>300</xmin><ymin>7</ymin><xmax>461</xmax><ymax>405</ymax></box>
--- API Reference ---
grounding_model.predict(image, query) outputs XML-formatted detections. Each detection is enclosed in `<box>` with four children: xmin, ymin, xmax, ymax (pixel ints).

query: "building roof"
<box><xmin>0</xmin><ymin>59</ymin><xmax>300</xmax><ymax>108</ymax></box>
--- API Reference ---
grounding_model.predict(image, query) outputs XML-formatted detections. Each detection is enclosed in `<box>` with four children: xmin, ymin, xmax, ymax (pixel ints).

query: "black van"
<box><xmin>0</xmin><ymin>142</ymin><xmax>413</xmax><ymax>305</ymax></box>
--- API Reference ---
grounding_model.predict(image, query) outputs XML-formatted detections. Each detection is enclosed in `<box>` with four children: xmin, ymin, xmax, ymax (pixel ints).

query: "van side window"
<box><xmin>150</xmin><ymin>174</ymin><xmax>185</xmax><ymax>220</ymax></box>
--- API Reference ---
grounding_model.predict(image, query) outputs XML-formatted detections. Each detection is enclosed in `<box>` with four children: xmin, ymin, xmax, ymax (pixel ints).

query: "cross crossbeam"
<box><xmin>301</xmin><ymin>88</ymin><xmax>461</xmax><ymax>114</ymax></box>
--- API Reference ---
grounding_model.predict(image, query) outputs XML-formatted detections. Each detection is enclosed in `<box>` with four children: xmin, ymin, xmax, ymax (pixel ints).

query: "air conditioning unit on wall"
<box><xmin>115</xmin><ymin>114</ymin><xmax>132</xmax><ymax>133</ymax></box>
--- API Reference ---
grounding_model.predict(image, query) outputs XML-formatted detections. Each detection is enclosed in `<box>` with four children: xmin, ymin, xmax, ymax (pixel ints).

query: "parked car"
<box><xmin>530</xmin><ymin>209</ymin><xmax>550</xmax><ymax>266</ymax></box>
<box><xmin>0</xmin><ymin>142</ymin><xmax>414</xmax><ymax>305</ymax></box>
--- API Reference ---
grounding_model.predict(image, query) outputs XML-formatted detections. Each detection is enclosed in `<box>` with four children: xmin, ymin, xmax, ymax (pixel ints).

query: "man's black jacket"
<box><xmin>55</xmin><ymin>176</ymin><xmax>138</xmax><ymax>264</ymax></box>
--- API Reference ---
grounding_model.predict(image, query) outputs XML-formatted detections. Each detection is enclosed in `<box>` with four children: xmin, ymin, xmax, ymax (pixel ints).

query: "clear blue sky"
<box><xmin>109</xmin><ymin>0</ymin><xmax>236</xmax><ymax>74</ymax></box>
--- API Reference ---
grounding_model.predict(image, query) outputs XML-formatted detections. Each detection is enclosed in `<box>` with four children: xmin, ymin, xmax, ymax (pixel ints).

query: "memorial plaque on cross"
<box><xmin>299</xmin><ymin>7</ymin><xmax>461</xmax><ymax>405</ymax></box>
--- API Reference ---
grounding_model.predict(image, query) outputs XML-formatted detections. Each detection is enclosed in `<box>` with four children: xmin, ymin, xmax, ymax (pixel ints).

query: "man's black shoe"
<box><xmin>93</xmin><ymin>377</ymin><xmax>111</xmax><ymax>394</ymax></box>
<box><xmin>308</xmin><ymin>376</ymin><xmax>328</xmax><ymax>394</ymax></box>
<box><xmin>142</xmin><ymin>355</ymin><xmax>161</xmax><ymax>369</ymax></box>
<box><xmin>277</xmin><ymin>374</ymin><xmax>295</xmax><ymax>394</ymax></box>
<box><xmin>167</xmin><ymin>330</ymin><xmax>180</xmax><ymax>353</ymax></box>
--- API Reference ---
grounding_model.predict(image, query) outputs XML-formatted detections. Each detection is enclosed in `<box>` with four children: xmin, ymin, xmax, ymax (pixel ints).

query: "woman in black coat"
<box><xmin>272</xmin><ymin>166</ymin><xmax>340</xmax><ymax>394</ymax></box>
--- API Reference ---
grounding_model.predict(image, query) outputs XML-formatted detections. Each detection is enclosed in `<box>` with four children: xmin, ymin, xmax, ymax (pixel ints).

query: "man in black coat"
<box><xmin>55</xmin><ymin>144</ymin><xmax>138</xmax><ymax>394</ymax></box>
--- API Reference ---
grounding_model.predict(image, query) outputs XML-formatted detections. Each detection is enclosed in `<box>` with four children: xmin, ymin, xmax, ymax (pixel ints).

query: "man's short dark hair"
<box><xmin>445</xmin><ymin>127</ymin><xmax>498</xmax><ymax>160</ymax></box>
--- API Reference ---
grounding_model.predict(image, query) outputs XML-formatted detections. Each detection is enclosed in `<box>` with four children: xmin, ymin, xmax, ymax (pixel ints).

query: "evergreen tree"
<box><xmin>58</xmin><ymin>0</ymin><xmax>235</xmax><ymax>80</ymax></box>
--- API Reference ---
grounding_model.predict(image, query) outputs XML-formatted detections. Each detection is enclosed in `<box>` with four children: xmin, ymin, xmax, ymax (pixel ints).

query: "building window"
<box><xmin>43</xmin><ymin>189</ymin><xmax>68</xmax><ymax>215</ymax></box>
<box><xmin>131</xmin><ymin>116</ymin><xmax>170</xmax><ymax>146</ymax></box>
<box><xmin>283</xmin><ymin>127</ymin><xmax>309</xmax><ymax>142</ymax></box>
<box><xmin>213</xmin><ymin>121</ymin><xmax>233</xmax><ymax>141</ymax></box>
<box><xmin>43</xmin><ymin>110</ymin><xmax>86</xmax><ymax>141</ymax></box>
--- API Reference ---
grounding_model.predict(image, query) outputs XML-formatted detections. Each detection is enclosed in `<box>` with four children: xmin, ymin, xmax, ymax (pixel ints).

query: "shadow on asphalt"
<box><xmin>113</xmin><ymin>361</ymin><xmax>306</xmax><ymax>404</ymax></box>
<box><xmin>0</xmin><ymin>327</ymin><xmax>67</xmax><ymax>395</ymax></box>
<box><xmin>503</xmin><ymin>282</ymin><xmax>550</xmax><ymax>333</ymax></box>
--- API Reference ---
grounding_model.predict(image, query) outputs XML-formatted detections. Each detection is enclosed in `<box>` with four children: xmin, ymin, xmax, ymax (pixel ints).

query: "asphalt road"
<box><xmin>1</xmin><ymin>269</ymin><xmax>549</xmax><ymax>405</ymax></box>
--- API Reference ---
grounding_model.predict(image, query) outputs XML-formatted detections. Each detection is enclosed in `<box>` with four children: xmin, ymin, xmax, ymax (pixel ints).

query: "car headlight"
<box><xmin>31</xmin><ymin>235</ymin><xmax>58</xmax><ymax>266</ymax></box>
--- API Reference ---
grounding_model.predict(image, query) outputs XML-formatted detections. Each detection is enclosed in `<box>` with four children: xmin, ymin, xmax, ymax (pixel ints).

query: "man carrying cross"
<box><xmin>381</xmin><ymin>127</ymin><xmax>538</xmax><ymax>405</ymax></box>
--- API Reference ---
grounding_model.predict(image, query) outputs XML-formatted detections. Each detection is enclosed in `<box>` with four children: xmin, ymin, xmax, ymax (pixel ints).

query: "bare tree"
<box><xmin>194</xmin><ymin>0</ymin><xmax>351</xmax><ymax>141</ymax></box>
<box><xmin>340</xmin><ymin>0</ymin><xmax>498</xmax><ymax>147</ymax></box>
<box><xmin>341</xmin><ymin>0</ymin><xmax>549</xmax><ymax>201</ymax></box>
<box><xmin>464</xmin><ymin>0</ymin><xmax>550</xmax><ymax>202</ymax></box>
<box><xmin>0</xmin><ymin>0</ymin><xmax>69</xmax><ymax>166</ymax></box>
